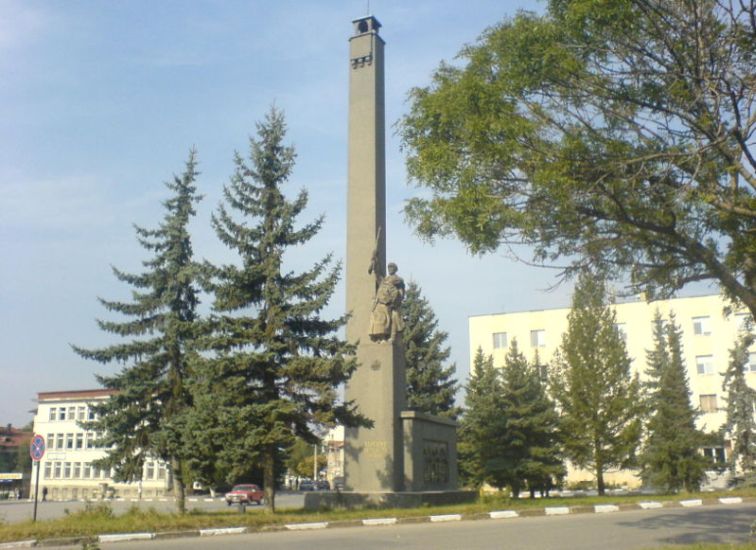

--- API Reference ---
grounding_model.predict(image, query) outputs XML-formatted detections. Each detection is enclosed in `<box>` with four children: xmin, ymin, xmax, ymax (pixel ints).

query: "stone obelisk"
<box><xmin>344</xmin><ymin>15</ymin><xmax>406</xmax><ymax>492</ymax></box>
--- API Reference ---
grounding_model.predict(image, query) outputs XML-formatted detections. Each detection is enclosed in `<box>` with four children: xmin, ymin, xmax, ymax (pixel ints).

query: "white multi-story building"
<box><xmin>31</xmin><ymin>389</ymin><xmax>172</xmax><ymax>501</ymax></box>
<box><xmin>469</xmin><ymin>293</ymin><xmax>755</xmax><ymax>486</ymax></box>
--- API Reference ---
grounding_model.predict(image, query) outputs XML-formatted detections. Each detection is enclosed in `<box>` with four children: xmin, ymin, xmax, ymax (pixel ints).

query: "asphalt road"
<box><xmin>31</xmin><ymin>502</ymin><xmax>756</xmax><ymax>550</ymax></box>
<box><xmin>0</xmin><ymin>492</ymin><xmax>306</xmax><ymax>523</ymax></box>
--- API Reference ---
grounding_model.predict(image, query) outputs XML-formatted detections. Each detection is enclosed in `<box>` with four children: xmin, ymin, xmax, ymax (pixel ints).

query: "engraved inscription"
<box><xmin>422</xmin><ymin>440</ymin><xmax>449</xmax><ymax>484</ymax></box>
<box><xmin>363</xmin><ymin>440</ymin><xmax>388</xmax><ymax>459</ymax></box>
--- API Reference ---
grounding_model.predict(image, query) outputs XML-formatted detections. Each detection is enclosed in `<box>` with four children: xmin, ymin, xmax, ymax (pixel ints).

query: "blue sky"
<box><xmin>0</xmin><ymin>0</ymin><xmax>587</xmax><ymax>427</ymax></box>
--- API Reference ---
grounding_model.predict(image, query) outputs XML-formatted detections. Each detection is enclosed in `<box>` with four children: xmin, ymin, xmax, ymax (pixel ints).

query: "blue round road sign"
<box><xmin>30</xmin><ymin>434</ymin><xmax>45</xmax><ymax>462</ymax></box>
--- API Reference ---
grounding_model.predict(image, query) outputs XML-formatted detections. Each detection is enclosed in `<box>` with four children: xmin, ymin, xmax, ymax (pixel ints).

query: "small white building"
<box><xmin>31</xmin><ymin>389</ymin><xmax>172</xmax><ymax>501</ymax></box>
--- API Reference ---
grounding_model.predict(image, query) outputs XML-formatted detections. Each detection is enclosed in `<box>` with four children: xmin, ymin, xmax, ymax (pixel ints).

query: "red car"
<box><xmin>225</xmin><ymin>484</ymin><xmax>265</xmax><ymax>506</ymax></box>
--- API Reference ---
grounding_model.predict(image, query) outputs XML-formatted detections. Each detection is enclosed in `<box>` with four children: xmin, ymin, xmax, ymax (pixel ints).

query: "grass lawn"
<box><xmin>0</xmin><ymin>488</ymin><xmax>753</xmax><ymax>544</ymax></box>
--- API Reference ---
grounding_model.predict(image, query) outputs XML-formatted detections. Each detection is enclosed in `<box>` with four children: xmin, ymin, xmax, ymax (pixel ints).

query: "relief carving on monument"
<box><xmin>422</xmin><ymin>440</ymin><xmax>450</xmax><ymax>484</ymax></box>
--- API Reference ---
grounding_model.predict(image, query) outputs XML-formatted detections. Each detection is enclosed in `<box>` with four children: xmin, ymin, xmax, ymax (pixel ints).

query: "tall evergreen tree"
<box><xmin>497</xmin><ymin>339</ymin><xmax>564</xmax><ymax>498</ymax></box>
<box><xmin>402</xmin><ymin>281</ymin><xmax>460</xmax><ymax>419</ymax></box>
<box><xmin>640</xmin><ymin>311</ymin><xmax>709</xmax><ymax>492</ymax></box>
<box><xmin>550</xmin><ymin>273</ymin><xmax>642</xmax><ymax>495</ymax></box>
<box><xmin>458</xmin><ymin>347</ymin><xmax>501</xmax><ymax>487</ymax></box>
<box><xmin>73</xmin><ymin>151</ymin><xmax>203</xmax><ymax>513</ymax></box>
<box><xmin>722</xmin><ymin>330</ymin><xmax>756</xmax><ymax>478</ymax></box>
<box><xmin>191</xmin><ymin>108</ymin><xmax>367</xmax><ymax>512</ymax></box>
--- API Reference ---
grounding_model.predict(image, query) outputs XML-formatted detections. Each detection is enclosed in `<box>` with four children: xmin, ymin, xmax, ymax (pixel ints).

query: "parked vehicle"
<box><xmin>298</xmin><ymin>479</ymin><xmax>315</xmax><ymax>491</ymax></box>
<box><xmin>315</xmin><ymin>479</ymin><xmax>330</xmax><ymax>491</ymax></box>
<box><xmin>225</xmin><ymin>484</ymin><xmax>265</xmax><ymax>506</ymax></box>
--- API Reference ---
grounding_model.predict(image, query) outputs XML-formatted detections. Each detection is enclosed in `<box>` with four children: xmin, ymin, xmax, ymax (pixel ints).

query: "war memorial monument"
<box><xmin>308</xmin><ymin>15</ymin><xmax>469</xmax><ymax>508</ymax></box>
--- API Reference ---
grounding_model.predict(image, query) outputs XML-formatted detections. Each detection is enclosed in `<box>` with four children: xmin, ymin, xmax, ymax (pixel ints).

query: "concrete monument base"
<box><xmin>303</xmin><ymin>489</ymin><xmax>476</xmax><ymax>511</ymax></box>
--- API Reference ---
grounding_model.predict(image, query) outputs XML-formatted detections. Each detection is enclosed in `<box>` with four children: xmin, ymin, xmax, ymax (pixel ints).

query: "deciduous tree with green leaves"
<box><xmin>190</xmin><ymin>108</ymin><xmax>368</xmax><ymax>513</ymax></box>
<box><xmin>400</xmin><ymin>0</ymin><xmax>756</xmax><ymax>317</ymax></box>
<box><xmin>639</xmin><ymin>311</ymin><xmax>710</xmax><ymax>492</ymax></box>
<box><xmin>550</xmin><ymin>273</ymin><xmax>642</xmax><ymax>495</ymax></box>
<box><xmin>402</xmin><ymin>281</ymin><xmax>460</xmax><ymax>419</ymax></box>
<box><xmin>722</xmin><ymin>330</ymin><xmax>756</xmax><ymax>478</ymax></box>
<box><xmin>73</xmin><ymin>151</ymin><xmax>204</xmax><ymax>513</ymax></box>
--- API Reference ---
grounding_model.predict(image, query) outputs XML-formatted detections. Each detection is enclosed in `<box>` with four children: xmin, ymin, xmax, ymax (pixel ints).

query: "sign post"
<box><xmin>29</xmin><ymin>434</ymin><xmax>45</xmax><ymax>522</ymax></box>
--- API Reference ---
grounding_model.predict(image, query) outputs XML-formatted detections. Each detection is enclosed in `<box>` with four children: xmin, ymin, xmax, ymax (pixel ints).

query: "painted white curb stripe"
<box><xmin>430</xmin><ymin>514</ymin><xmax>462</xmax><ymax>522</ymax></box>
<box><xmin>0</xmin><ymin>541</ymin><xmax>36</xmax><ymax>549</ymax></box>
<box><xmin>719</xmin><ymin>497</ymin><xmax>742</xmax><ymax>504</ymax></box>
<box><xmin>545</xmin><ymin>507</ymin><xmax>570</xmax><ymax>515</ymax></box>
<box><xmin>362</xmin><ymin>518</ymin><xmax>397</xmax><ymax>526</ymax></box>
<box><xmin>639</xmin><ymin>501</ymin><xmax>663</xmax><ymax>509</ymax></box>
<box><xmin>159</xmin><ymin>498</ymin><xmax>168</xmax><ymax>501</ymax></box>
<box><xmin>595</xmin><ymin>504</ymin><xmax>619</xmax><ymax>513</ymax></box>
<box><xmin>200</xmin><ymin>527</ymin><xmax>247</xmax><ymax>536</ymax></box>
<box><xmin>680</xmin><ymin>499</ymin><xmax>703</xmax><ymax>507</ymax></box>
<box><xmin>188</xmin><ymin>498</ymin><xmax>199</xmax><ymax>502</ymax></box>
<box><xmin>490</xmin><ymin>510</ymin><xmax>519</xmax><ymax>519</ymax></box>
<box><xmin>99</xmin><ymin>533</ymin><xmax>154</xmax><ymax>543</ymax></box>
<box><xmin>144</xmin><ymin>498</ymin><xmax>153</xmax><ymax>502</ymax></box>
<box><xmin>204</xmin><ymin>498</ymin><xmax>215</xmax><ymax>502</ymax></box>
<box><xmin>285</xmin><ymin>522</ymin><xmax>329</xmax><ymax>530</ymax></box>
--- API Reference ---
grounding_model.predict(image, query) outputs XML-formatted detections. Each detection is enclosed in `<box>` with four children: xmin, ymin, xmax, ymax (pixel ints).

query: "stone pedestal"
<box><xmin>344</xmin><ymin>342</ymin><xmax>406</xmax><ymax>492</ymax></box>
<box><xmin>401</xmin><ymin>411</ymin><xmax>458</xmax><ymax>492</ymax></box>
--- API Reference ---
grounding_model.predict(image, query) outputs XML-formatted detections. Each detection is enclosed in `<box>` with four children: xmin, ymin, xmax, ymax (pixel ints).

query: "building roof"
<box><xmin>37</xmin><ymin>389</ymin><xmax>117</xmax><ymax>401</ymax></box>
<box><xmin>0</xmin><ymin>425</ymin><xmax>32</xmax><ymax>449</ymax></box>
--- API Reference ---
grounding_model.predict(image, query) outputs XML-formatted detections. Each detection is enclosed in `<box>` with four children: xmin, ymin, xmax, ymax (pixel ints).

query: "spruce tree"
<box><xmin>458</xmin><ymin>347</ymin><xmax>501</xmax><ymax>487</ymax></box>
<box><xmin>191</xmin><ymin>108</ymin><xmax>367</xmax><ymax>512</ymax></box>
<box><xmin>640</xmin><ymin>311</ymin><xmax>709</xmax><ymax>492</ymax></box>
<box><xmin>722</xmin><ymin>330</ymin><xmax>756</xmax><ymax>478</ymax></box>
<box><xmin>73</xmin><ymin>151</ymin><xmax>203</xmax><ymax>513</ymax></box>
<box><xmin>550</xmin><ymin>273</ymin><xmax>642</xmax><ymax>495</ymax></box>
<box><xmin>402</xmin><ymin>281</ymin><xmax>460</xmax><ymax>419</ymax></box>
<box><xmin>497</xmin><ymin>339</ymin><xmax>564</xmax><ymax>498</ymax></box>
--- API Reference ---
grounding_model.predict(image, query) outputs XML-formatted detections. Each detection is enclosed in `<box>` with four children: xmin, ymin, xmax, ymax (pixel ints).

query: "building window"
<box><xmin>77</xmin><ymin>407</ymin><xmax>86</xmax><ymax>421</ymax></box>
<box><xmin>492</xmin><ymin>332</ymin><xmax>508</xmax><ymax>349</ymax></box>
<box><xmin>692</xmin><ymin>316</ymin><xmax>712</xmax><ymax>335</ymax></box>
<box><xmin>83</xmin><ymin>463</ymin><xmax>91</xmax><ymax>479</ymax></box>
<box><xmin>92</xmin><ymin>466</ymin><xmax>100</xmax><ymax>479</ymax></box>
<box><xmin>146</xmin><ymin>462</ymin><xmax>155</xmax><ymax>480</ymax></box>
<box><xmin>696</xmin><ymin>355</ymin><xmax>714</xmax><ymax>375</ymax></box>
<box><xmin>47</xmin><ymin>434</ymin><xmax>54</xmax><ymax>449</ymax></box>
<box><xmin>530</xmin><ymin>329</ymin><xmax>546</xmax><ymax>347</ymax></box>
<box><xmin>49</xmin><ymin>407</ymin><xmax>57</xmax><ymax>421</ymax></box>
<box><xmin>157</xmin><ymin>465</ymin><xmax>166</xmax><ymax>480</ymax></box>
<box><xmin>700</xmin><ymin>394</ymin><xmax>718</xmax><ymax>413</ymax></box>
<box><xmin>76</xmin><ymin>433</ymin><xmax>84</xmax><ymax>449</ymax></box>
<box><xmin>58</xmin><ymin>408</ymin><xmax>66</xmax><ymax>421</ymax></box>
<box><xmin>73</xmin><ymin>463</ymin><xmax>81</xmax><ymax>479</ymax></box>
<box><xmin>44</xmin><ymin>462</ymin><xmax>52</xmax><ymax>479</ymax></box>
<box><xmin>56</xmin><ymin>434</ymin><xmax>64</xmax><ymax>449</ymax></box>
<box><xmin>748</xmin><ymin>352</ymin><xmax>756</xmax><ymax>373</ymax></box>
<box><xmin>88</xmin><ymin>406</ymin><xmax>96</xmax><ymax>421</ymax></box>
<box><xmin>703</xmin><ymin>447</ymin><xmax>726</xmax><ymax>464</ymax></box>
<box><xmin>66</xmin><ymin>434</ymin><xmax>74</xmax><ymax>449</ymax></box>
<box><xmin>736</xmin><ymin>313</ymin><xmax>753</xmax><ymax>332</ymax></box>
<box><xmin>85</xmin><ymin>432</ymin><xmax>94</xmax><ymax>449</ymax></box>
<box><xmin>615</xmin><ymin>323</ymin><xmax>627</xmax><ymax>341</ymax></box>
<box><xmin>67</xmin><ymin>406</ymin><xmax>76</xmax><ymax>420</ymax></box>
<box><xmin>53</xmin><ymin>462</ymin><xmax>61</xmax><ymax>479</ymax></box>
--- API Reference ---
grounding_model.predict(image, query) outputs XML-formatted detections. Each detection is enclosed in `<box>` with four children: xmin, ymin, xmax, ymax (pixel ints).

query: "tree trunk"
<box><xmin>263</xmin><ymin>446</ymin><xmax>276</xmax><ymax>514</ymax></box>
<box><xmin>172</xmin><ymin>458</ymin><xmax>186</xmax><ymax>514</ymax></box>
<box><xmin>595</xmin><ymin>461</ymin><xmax>605</xmax><ymax>496</ymax></box>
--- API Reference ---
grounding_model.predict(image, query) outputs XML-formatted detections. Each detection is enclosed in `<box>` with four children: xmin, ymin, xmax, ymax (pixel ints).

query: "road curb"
<box><xmin>2</xmin><ymin>496</ymin><xmax>752</xmax><ymax>546</ymax></box>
